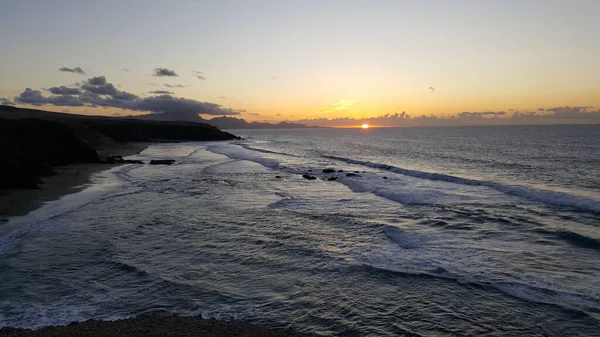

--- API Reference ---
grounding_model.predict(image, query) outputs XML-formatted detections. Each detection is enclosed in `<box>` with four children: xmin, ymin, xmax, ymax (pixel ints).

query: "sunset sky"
<box><xmin>1</xmin><ymin>0</ymin><xmax>599</xmax><ymax>126</ymax></box>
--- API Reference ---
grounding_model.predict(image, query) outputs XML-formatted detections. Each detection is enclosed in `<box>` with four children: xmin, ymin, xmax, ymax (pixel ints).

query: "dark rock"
<box><xmin>354</xmin><ymin>171</ymin><xmax>360</xmax><ymax>173</ymax></box>
<box><xmin>149</xmin><ymin>159</ymin><xmax>175</xmax><ymax>165</ymax></box>
<box><xmin>346</xmin><ymin>173</ymin><xmax>360</xmax><ymax>177</ymax></box>
<box><xmin>337</xmin><ymin>170</ymin><xmax>344</xmax><ymax>172</ymax></box>
<box><xmin>302</xmin><ymin>174</ymin><xmax>317</xmax><ymax>180</ymax></box>
<box><xmin>103</xmin><ymin>155</ymin><xmax>144</xmax><ymax>164</ymax></box>
<box><xmin>322</xmin><ymin>168</ymin><xmax>336</xmax><ymax>173</ymax></box>
<box><xmin>275</xmin><ymin>176</ymin><xmax>282</xmax><ymax>179</ymax></box>
<box><xmin>383</xmin><ymin>176</ymin><xmax>388</xmax><ymax>179</ymax></box>
<box><xmin>327</xmin><ymin>177</ymin><xmax>338</xmax><ymax>181</ymax></box>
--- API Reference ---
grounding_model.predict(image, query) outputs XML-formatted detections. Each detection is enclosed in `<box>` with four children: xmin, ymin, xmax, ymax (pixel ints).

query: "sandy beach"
<box><xmin>0</xmin><ymin>142</ymin><xmax>150</xmax><ymax>218</ymax></box>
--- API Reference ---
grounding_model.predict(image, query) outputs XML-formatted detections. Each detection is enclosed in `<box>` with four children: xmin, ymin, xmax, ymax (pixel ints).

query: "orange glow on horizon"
<box><xmin>361</xmin><ymin>124</ymin><xmax>369</xmax><ymax>129</ymax></box>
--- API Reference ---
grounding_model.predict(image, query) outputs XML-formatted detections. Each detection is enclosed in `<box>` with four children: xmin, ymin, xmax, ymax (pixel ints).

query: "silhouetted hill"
<box><xmin>133</xmin><ymin>111</ymin><xmax>319</xmax><ymax>129</ymax></box>
<box><xmin>0</xmin><ymin>105</ymin><xmax>239</xmax><ymax>189</ymax></box>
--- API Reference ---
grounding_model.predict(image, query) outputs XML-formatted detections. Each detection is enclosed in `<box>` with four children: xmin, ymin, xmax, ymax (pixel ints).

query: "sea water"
<box><xmin>1</xmin><ymin>125</ymin><xmax>599</xmax><ymax>336</ymax></box>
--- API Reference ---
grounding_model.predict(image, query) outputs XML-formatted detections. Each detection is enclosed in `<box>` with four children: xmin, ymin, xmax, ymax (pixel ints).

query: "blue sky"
<box><xmin>1</xmin><ymin>0</ymin><xmax>599</xmax><ymax>126</ymax></box>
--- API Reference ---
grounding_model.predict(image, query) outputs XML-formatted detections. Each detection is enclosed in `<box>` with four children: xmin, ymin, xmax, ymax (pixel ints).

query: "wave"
<box><xmin>533</xmin><ymin>228</ymin><xmax>600</xmax><ymax>251</ymax></box>
<box><xmin>353</xmin><ymin>226</ymin><xmax>600</xmax><ymax>315</ymax></box>
<box><xmin>0</xmin><ymin>219</ymin><xmax>68</xmax><ymax>256</ymax></box>
<box><xmin>238</xmin><ymin>144</ymin><xmax>300</xmax><ymax>158</ymax></box>
<box><xmin>326</xmin><ymin>155</ymin><xmax>600</xmax><ymax>213</ymax></box>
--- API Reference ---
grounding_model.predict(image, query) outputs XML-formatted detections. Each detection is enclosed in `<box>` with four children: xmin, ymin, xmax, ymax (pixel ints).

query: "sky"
<box><xmin>1</xmin><ymin>0</ymin><xmax>599</xmax><ymax>127</ymax></box>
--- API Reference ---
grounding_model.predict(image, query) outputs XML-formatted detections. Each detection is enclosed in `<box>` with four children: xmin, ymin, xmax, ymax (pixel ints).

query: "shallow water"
<box><xmin>1</xmin><ymin>125</ymin><xmax>599</xmax><ymax>336</ymax></box>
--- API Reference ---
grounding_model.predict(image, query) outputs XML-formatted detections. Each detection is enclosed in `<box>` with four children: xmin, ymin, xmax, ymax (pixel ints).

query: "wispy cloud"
<box><xmin>192</xmin><ymin>70</ymin><xmax>206</xmax><ymax>80</ymax></box>
<box><xmin>149</xmin><ymin>90</ymin><xmax>174</xmax><ymax>95</ymax></box>
<box><xmin>59</xmin><ymin>67</ymin><xmax>86</xmax><ymax>75</ymax></box>
<box><xmin>152</xmin><ymin>68</ymin><xmax>178</xmax><ymax>77</ymax></box>
<box><xmin>320</xmin><ymin>100</ymin><xmax>359</xmax><ymax>113</ymax></box>
<box><xmin>164</xmin><ymin>83</ymin><xmax>187</xmax><ymax>88</ymax></box>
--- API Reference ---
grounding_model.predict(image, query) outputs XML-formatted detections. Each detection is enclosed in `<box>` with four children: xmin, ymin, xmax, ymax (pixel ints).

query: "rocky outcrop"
<box><xmin>302</xmin><ymin>174</ymin><xmax>317</xmax><ymax>180</ymax></box>
<box><xmin>149</xmin><ymin>159</ymin><xmax>176</xmax><ymax>165</ymax></box>
<box><xmin>103</xmin><ymin>155</ymin><xmax>144</xmax><ymax>164</ymax></box>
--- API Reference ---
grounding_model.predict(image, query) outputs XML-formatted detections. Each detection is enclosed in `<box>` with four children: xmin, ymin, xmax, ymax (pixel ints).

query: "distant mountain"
<box><xmin>134</xmin><ymin>111</ymin><xmax>318</xmax><ymax>129</ymax></box>
<box><xmin>207</xmin><ymin>116</ymin><xmax>317</xmax><ymax>129</ymax></box>
<box><xmin>136</xmin><ymin>110</ymin><xmax>208</xmax><ymax>123</ymax></box>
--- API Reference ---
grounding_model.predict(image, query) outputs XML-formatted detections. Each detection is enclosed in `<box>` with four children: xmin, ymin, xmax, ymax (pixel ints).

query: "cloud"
<box><xmin>0</xmin><ymin>98</ymin><xmax>15</xmax><ymax>105</ymax></box>
<box><xmin>16</xmin><ymin>88</ymin><xmax>85</xmax><ymax>107</ymax></box>
<box><xmin>219</xmin><ymin>96</ymin><xmax>227</xmax><ymax>99</ymax></box>
<box><xmin>192</xmin><ymin>70</ymin><xmax>206</xmax><ymax>80</ymax></box>
<box><xmin>12</xmin><ymin>76</ymin><xmax>241</xmax><ymax>116</ymax></box>
<box><xmin>59</xmin><ymin>67</ymin><xmax>86</xmax><ymax>75</ymax></box>
<box><xmin>546</xmin><ymin>106</ymin><xmax>596</xmax><ymax>119</ymax></box>
<box><xmin>47</xmin><ymin>86</ymin><xmax>82</xmax><ymax>95</ymax></box>
<box><xmin>247</xmin><ymin>112</ymin><xmax>260</xmax><ymax>116</ymax></box>
<box><xmin>457</xmin><ymin>111</ymin><xmax>506</xmax><ymax>119</ymax></box>
<box><xmin>122</xmin><ymin>68</ymin><xmax>131</xmax><ymax>72</ymax></box>
<box><xmin>320</xmin><ymin>100</ymin><xmax>359</xmax><ymax>113</ymax></box>
<box><xmin>152</xmin><ymin>68</ymin><xmax>178</xmax><ymax>77</ymax></box>
<box><xmin>164</xmin><ymin>84</ymin><xmax>187</xmax><ymax>88</ymax></box>
<box><xmin>149</xmin><ymin>90</ymin><xmax>174</xmax><ymax>95</ymax></box>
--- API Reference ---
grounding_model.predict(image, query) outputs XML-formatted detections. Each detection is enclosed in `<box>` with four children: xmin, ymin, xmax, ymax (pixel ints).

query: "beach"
<box><xmin>0</xmin><ymin>142</ymin><xmax>150</xmax><ymax>218</ymax></box>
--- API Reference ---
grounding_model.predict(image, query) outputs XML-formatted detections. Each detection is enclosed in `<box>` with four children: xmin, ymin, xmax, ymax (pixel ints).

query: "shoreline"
<box><xmin>0</xmin><ymin>142</ymin><xmax>151</xmax><ymax>219</ymax></box>
<box><xmin>0</xmin><ymin>315</ymin><xmax>287</xmax><ymax>337</ymax></box>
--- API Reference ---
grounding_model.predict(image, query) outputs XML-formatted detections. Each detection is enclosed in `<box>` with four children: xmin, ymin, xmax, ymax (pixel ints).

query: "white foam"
<box><xmin>327</xmin><ymin>155</ymin><xmax>600</xmax><ymax>212</ymax></box>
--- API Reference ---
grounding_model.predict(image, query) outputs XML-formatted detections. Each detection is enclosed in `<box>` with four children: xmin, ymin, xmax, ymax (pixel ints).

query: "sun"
<box><xmin>361</xmin><ymin>124</ymin><xmax>369</xmax><ymax>129</ymax></box>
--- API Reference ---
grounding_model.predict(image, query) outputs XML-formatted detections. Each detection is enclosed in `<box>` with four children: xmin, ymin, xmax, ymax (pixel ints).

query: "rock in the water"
<box><xmin>302</xmin><ymin>174</ymin><xmax>317</xmax><ymax>180</ymax></box>
<box><xmin>322</xmin><ymin>168</ymin><xmax>336</xmax><ymax>173</ymax></box>
<box><xmin>354</xmin><ymin>171</ymin><xmax>360</xmax><ymax>173</ymax></box>
<box><xmin>337</xmin><ymin>170</ymin><xmax>344</xmax><ymax>172</ymax></box>
<box><xmin>346</xmin><ymin>173</ymin><xmax>360</xmax><ymax>177</ymax></box>
<box><xmin>383</xmin><ymin>176</ymin><xmax>388</xmax><ymax>179</ymax></box>
<box><xmin>104</xmin><ymin>155</ymin><xmax>144</xmax><ymax>164</ymax></box>
<box><xmin>149</xmin><ymin>159</ymin><xmax>175</xmax><ymax>165</ymax></box>
<box><xmin>327</xmin><ymin>177</ymin><xmax>338</xmax><ymax>181</ymax></box>
<box><xmin>275</xmin><ymin>175</ymin><xmax>282</xmax><ymax>179</ymax></box>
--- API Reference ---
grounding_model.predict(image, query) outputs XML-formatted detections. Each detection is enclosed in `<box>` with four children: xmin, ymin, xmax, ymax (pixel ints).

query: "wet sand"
<box><xmin>0</xmin><ymin>316</ymin><xmax>287</xmax><ymax>337</ymax></box>
<box><xmin>0</xmin><ymin>142</ymin><xmax>150</xmax><ymax>218</ymax></box>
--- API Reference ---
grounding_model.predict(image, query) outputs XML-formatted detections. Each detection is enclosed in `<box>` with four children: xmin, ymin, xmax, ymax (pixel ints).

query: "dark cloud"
<box><xmin>537</xmin><ymin>108</ymin><xmax>545</xmax><ymax>111</ymax></box>
<box><xmin>59</xmin><ymin>67</ymin><xmax>86</xmax><ymax>75</ymax></box>
<box><xmin>122</xmin><ymin>68</ymin><xmax>131</xmax><ymax>72</ymax></box>
<box><xmin>16</xmin><ymin>88</ymin><xmax>85</xmax><ymax>107</ymax></box>
<box><xmin>0</xmin><ymin>98</ymin><xmax>15</xmax><ymax>105</ymax></box>
<box><xmin>219</xmin><ymin>96</ymin><xmax>227</xmax><ymax>99</ymax></box>
<box><xmin>152</xmin><ymin>68</ymin><xmax>178</xmax><ymax>77</ymax></box>
<box><xmin>149</xmin><ymin>90</ymin><xmax>174</xmax><ymax>95</ymax></box>
<box><xmin>247</xmin><ymin>112</ymin><xmax>260</xmax><ymax>116</ymax></box>
<box><xmin>48</xmin><ymin>86</ymin><xmax>82</xmax><ymax>95</ymax></box>
<box><xmin>192</xmin><ymin>71</ymin><xmax>206</xmax><ymax>80</ymax></box>
<box><xmin>164</xmin><ymin>84</ymin><xmax>187</xmax><ymax>88</ymax></box>
<box><xmin>12</xmin><ymin>76</ymin><xmax>241</xmax><ymax>116</ymax></box>
<box><xmin>81</xmin><ymin>76</ymin><xmax>120</xmax><ymax>96</ymax></box>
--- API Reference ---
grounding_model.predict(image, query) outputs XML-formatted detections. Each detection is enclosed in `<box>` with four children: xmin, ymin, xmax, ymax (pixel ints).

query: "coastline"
<box><xmin>0</xmin><ymin>316</ymin><xmax>287</xmax><ymax>337</ymax></box>
<box><xmin>0</xmin><ymin>142</ymin><xmax>150</xmax><ymax>218</ymax></box>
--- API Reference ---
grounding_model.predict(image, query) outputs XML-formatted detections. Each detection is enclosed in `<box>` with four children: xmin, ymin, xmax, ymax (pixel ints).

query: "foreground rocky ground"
<box><xmin>0</xmin><ymin>316</ymin><xmax>287</xmax><ymax>337</ymax></box>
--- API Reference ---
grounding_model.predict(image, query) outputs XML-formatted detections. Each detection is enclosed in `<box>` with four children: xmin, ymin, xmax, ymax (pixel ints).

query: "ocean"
<box><xmin>1</xmin><ymin>125</ymin><xmax>599</xmax><ymax>336</ymax></box>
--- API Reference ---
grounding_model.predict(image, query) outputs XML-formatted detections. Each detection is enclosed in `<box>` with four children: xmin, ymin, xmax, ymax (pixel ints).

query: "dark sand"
<box><xmin>0</xmin><ymin>142</ymin><xmax>150</xmax><ymax>218</ymax></box>
<box><xmin>0</xmin><ymin>316</ymin><xmax>287</xmax><ymax>337</ymax></box>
